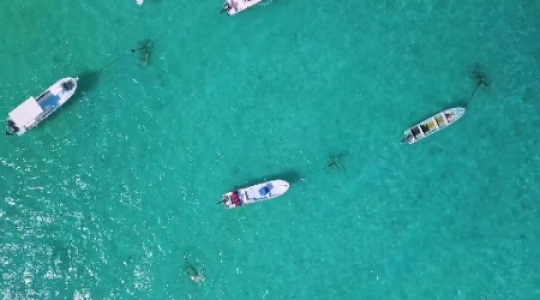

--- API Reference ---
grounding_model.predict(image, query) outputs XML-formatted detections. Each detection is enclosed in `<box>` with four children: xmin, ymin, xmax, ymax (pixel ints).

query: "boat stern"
<box><xmin>6</xmin><ymin>97</ymin><xmax>42</xmax><ymax>136</ymax></box>
<box><xmin>220</xmin><ymin>0</ymin><xmax>232</xmax><ymax>14</ymax></box>
<box><xmin>401</xmin><ymin>131</ymin><xmax>416</xmax><ymax>144</ymax></box>
<box><xmin>5</xmin><ymin>118</ymin><xmax>19</xmax><ymax>136</ymax></box>
<box><xmin>222</xmin><ymin>191</ymin><xmax>242</xmax><ymax>209</ymax></box>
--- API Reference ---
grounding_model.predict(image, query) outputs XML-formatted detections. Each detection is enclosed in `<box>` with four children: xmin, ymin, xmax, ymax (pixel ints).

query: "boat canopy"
<box><xmin>8</xmin><ymin>97</ymin><xmax>43</xmax><ymax>127</ymax></box>
<box><xmin>258</xmin><ymin>183</ymin><xmax>273</xmax><ymax>196</ymax></box>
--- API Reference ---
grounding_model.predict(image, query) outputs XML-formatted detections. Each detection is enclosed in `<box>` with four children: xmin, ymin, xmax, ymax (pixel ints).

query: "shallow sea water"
<box><xmin>1</xmin><ymin>0</ymin><xmax>540</xmax><ymax>299</ymax></box>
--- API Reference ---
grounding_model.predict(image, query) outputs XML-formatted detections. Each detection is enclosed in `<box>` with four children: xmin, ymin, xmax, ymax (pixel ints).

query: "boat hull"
<box><xmin>5</xmin><ymin>77</ymin><xmax>78</xmax><ymax>136</ymax></box>
<box><xmin>402</xmin><ymin>107</ymin><xmax>465</xmax><ymax>144</ymax></box>
<box><xmin>220</xmin><ymin>0</ymin><xmax>262</xmax><ymax>16</ymax></box>
<box><xmin>221</xmin><ymin>179</ymin><xmax>290</xmax><ymax>209</ymax></box>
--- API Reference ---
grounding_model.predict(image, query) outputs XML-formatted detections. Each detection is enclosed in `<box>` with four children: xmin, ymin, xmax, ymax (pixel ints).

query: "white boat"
<box><xmin>133</xmin><ymin>0</ymin><xmax>144</xmax><ymax>5</ymax></box>
<box><xmin>402</xmin><ymin>107</ymin><xmax>465</xmax><ymax>144</ymax></box>
<box><xmin>5</xmin><ymin>77</ymin><xmax>78</xmax><ymax>136</ymax></box>
<box><xmin>220</xmin><ymin>179</ymin><xmax>290</xmax><ymax>209</ymax></box>
<box><xmin>219</xmin><ymin>0</ymin><xmax>263</xmax><ymax>16</ymax></box>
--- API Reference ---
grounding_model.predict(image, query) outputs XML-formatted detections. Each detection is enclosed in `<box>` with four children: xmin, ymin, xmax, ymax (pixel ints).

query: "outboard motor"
<box><xmin>5</xmin><ymin>120</ymin><xmax>17</xmax><ymax>135</ymax></box>
<box><xmin>401</xmin><ymin>133</ymin><xmax>414</xmax><ymax>144</ymax></box>
<box><xmin>220</xmin><ymin>3</ymin><xmax>231</xmax><ymax>13</ymax></box>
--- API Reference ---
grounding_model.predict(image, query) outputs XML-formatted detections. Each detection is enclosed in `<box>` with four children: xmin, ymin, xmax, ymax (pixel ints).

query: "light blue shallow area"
<box><xmin>1</xmin><ymin>0</ymin><xmax>540</xmax><ymax>299</ymax></box>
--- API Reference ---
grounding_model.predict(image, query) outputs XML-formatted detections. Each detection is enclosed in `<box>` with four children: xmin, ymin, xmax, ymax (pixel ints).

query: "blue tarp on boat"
<box><xmin>258</xmin><ymin>185</ymin><xmax>272</xmax><ymax>196</ymax></box>
<box><xmin>37</xmin><ymin>94</ymin><xmax>61</xmax><ymax>111</ymax></box>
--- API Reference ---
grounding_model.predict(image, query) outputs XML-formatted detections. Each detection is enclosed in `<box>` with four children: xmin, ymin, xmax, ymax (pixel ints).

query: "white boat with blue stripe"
<box><xmin>6</xmin><ymin>77</ymin><xmax>78</xmax><ymax>136</ymax></box>
<box><xmin>220</xmin><ymin>179</ymin><xmax>290</xmax><ymax>209</ymax></box>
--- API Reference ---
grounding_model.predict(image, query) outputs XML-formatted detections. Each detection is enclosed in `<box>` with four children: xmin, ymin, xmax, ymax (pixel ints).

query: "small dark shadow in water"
<box><xmin>231</xmin><ymin>169</ymin><xmax>303</xmax><ymax>190</ymax></box>
<box><xmin>325</xmin><ymin>151</ymin><xmax>349</xmax><ymax>171</ymax></box>
<box><xmin>76</xmin><ymin>70</ymin><xmax>101</xmax><ymax>96</ymax></box>
<box><xmin>467</xmin><ymin>64</ymin><xmax>490</xmax><ymax>105</ymax></box>
<box><xmin>447</xmin><ymin>98</ymin><xmax>469</xmax><ymax>109</ymax></box>
<box><xmin>136</xmin><ymin>40</ymin><xmax>154</xmax><ymax>67</ymax></box>
<box><xmin>442</xmin><ymin>64</ymin><xmax>491</xmax><ymax>111</ymax></box>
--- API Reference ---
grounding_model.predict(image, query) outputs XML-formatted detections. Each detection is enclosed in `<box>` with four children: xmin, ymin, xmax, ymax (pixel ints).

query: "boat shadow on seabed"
<box><xmin>232</xmin><ymin>170</ymin><xmax>303</xmax><ymax>191</ymax></box>
<box><xmin>230</xmin><ymin>153</ymin><xmax>349</xmax><ymax>190</ymax></box>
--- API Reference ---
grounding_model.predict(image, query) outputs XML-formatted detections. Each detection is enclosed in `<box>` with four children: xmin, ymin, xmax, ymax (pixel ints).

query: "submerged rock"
<box><xmin>137</xmin><ymin>40</ymin><xmax>154</xmax><ymax>67</ymax></box>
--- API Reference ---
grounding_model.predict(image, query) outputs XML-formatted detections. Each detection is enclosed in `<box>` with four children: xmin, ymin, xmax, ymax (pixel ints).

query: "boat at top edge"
<box><xmin>219</xmin><ymin>0</ymin><xmax>263</xmax><ymax>16</ymax></box>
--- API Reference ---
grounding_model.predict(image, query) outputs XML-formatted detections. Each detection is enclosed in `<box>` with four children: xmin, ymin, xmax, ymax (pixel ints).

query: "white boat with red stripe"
<box><xmin>220</xmin><ymin>180</ymin><xmax>290</xmax><ymax>209</ymax></box>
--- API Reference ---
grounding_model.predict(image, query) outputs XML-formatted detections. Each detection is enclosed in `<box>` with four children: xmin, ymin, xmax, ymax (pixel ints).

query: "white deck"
<box><xmin>47</xmin><ymin>79</ymin><xmax>76</xmax><ymax>106</ymax></box>
<box><xmin>243</xmin><ymin>180</ymin><xmax>289</xmax><ymax>202</ymax></box>
<box><xmin>222</xmin><ymin>179</ymin><xmax>289</xmax><ymax>209</ymax></box>
<box><xmin>48</xmin><ymin>83</ymin><xmax>63</xmax><ymax>96</ymax></box>
<box><xmin>223</xmin><ymin>0</ymin><xmax>262</xmax><ymax>16</ymax></box>
<box><xmin>8</xmin><ymin>97</ymin><xmax>43</xmax><ymax>128</ymax></box>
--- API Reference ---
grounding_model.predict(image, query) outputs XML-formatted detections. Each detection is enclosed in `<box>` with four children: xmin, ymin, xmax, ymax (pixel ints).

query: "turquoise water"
<box><xmin>1</xmin><ymin>0</ymin><xmax>540</xmax><ymax>299</ymax></box>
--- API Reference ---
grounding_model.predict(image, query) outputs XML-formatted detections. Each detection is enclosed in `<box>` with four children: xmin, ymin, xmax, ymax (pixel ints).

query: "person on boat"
<box><xmin>232</xmin><ymin>191</ymin><xmax>242</xmax><ymax>205</ymax></box>
<box><xmin>5</xmin><ymin>120</ymin><xmax>19</xmax><ymax>135</ymax></box>
<box><xmin>183</xmin><ymin>253</ymin><xmax>205</xmax><ymax>282</ymax></box>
